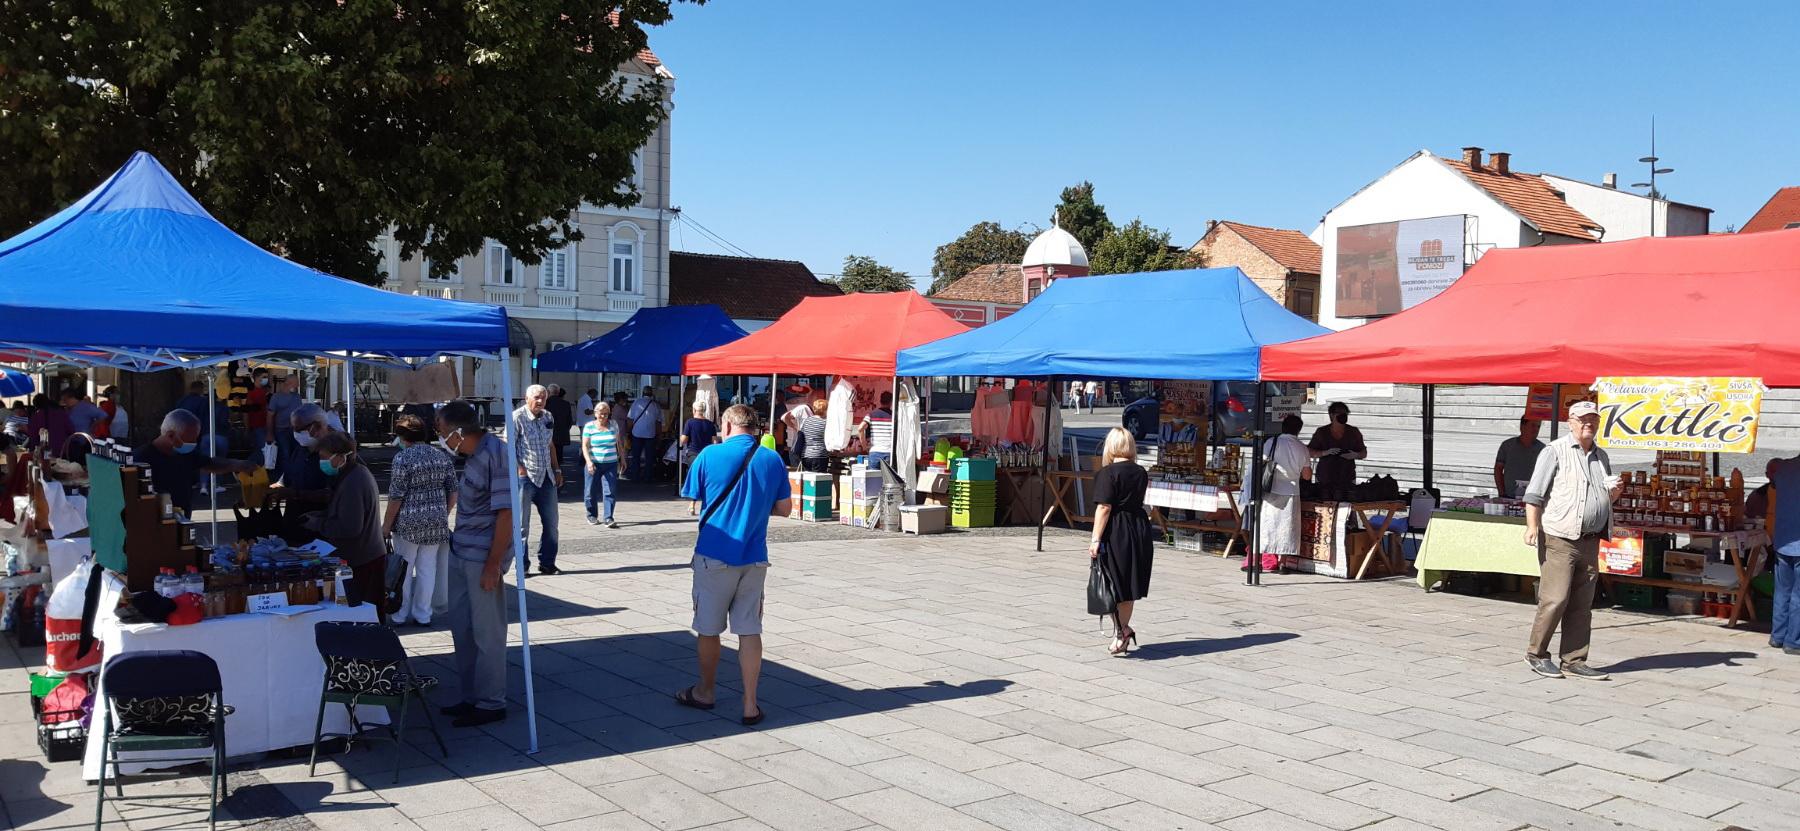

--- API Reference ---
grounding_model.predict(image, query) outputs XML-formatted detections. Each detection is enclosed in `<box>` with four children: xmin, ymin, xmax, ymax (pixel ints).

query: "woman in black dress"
<box><xmin>1090</xmin><ymin>426</ymin><xmax>1155</xmax><ymax>655</ymax></box>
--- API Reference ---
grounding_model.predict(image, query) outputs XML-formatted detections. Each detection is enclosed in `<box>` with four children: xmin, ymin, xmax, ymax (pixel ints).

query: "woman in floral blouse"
<box><xmin>382</xmin><ymin>414</ymin><xmax>458</xmax><ymax>626</ymax></box>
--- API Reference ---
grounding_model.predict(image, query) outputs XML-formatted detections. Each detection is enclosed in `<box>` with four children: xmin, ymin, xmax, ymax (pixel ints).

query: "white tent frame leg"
<box><xmin>498</xmin><ymin>349</ymin><xmax>540</xmax><ymax>753</ymax></box>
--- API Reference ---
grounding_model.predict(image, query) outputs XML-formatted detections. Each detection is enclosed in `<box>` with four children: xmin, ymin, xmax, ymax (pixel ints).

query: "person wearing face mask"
<box><xmin>1307</xmin><ymin>401</ymin><xmax>1367</xmax><ymax>500</ymax></box>
<box><xmin>142</xmin><ymin>409</ymin><xmax>258</xmax><ymax>516</ymax></box>
<box><xmin>269</xmin><ymin>403</ymin><xmax>338</xmax><ymax>533</ymax></box>
<box><xmin>436</xmin><ymin>400</ymin><xmax>514</xmax><ymax>727</ymax></box>
<box><xmin>302</xmin><ymin>430</ymin><xmax>387</xmax><ymax>621</ymax></box>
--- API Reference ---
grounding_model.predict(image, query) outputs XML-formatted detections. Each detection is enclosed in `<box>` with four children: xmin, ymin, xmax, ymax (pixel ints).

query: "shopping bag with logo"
<box><xmin>44</xmin><ymin>564</ymin><xmax>101</xmax><ymax>673</ymax></box>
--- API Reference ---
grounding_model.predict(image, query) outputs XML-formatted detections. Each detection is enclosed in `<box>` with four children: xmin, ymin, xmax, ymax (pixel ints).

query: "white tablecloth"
<box><xmin>82</xmin><ymin>603</ymin><xmax>383</xmax><ymax>779</ymax></box>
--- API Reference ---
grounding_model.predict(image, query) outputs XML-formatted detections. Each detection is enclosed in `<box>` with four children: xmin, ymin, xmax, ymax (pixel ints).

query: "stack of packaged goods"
<box><xmin>798</xmin><ymin>472</ymin><xmax>834</xmax><ymax>522</ymax></box>
<box><xmin>788</xmin><ymin>472</ymin><xmax>805</xmax><ymax>519</ymax></box>
<box><xmin>845</xmin><ymin>465</ymin><xmax>883</xmax><ymax>528</ymax></box>
<box><xmin>950</xmin><ymin>457</ymin><xmax>997</xmax><ymax>528</ymax></box>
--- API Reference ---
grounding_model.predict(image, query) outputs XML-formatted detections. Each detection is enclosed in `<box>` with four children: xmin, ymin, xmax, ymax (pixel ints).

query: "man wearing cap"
<box><xmin>1521</xmin><ymin>401</ymin><xmax>1623</xmax><ymax>680</ymax></box>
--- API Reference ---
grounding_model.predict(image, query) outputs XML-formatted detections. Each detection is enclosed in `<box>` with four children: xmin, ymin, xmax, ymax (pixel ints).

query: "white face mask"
<box><xmin>294</xmin><ymin>429</ymin><xmax>318</xmax><ymax>448</ymax></box>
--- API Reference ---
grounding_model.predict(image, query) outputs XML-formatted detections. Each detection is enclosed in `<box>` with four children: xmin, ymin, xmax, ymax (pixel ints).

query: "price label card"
<box><xmin>246</xmin><ymin>591</ymin><xmax>289</xmax><ymax>614</ymax></box>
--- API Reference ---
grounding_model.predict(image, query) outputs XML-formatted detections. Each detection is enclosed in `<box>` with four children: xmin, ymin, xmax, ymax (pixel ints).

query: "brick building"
<box><xmin>1188</xmin><ymin>221</ymin><xmax>1322</xmax><ymax>321</ymax></box>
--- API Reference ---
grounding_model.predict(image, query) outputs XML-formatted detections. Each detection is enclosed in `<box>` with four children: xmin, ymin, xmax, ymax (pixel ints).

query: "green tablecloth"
<box><xmin>1416</xmin><ymin>511</ymin><xmax>1540</xmax><ymax>589</ymax></box>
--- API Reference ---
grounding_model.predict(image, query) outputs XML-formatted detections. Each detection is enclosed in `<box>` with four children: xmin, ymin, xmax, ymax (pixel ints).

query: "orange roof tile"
<box><xmin>931</xmin><ymin>264</ymin><xmax>1026</xmax><ymax>304</ymax></box>
<box><xmin>1741</xmin><ymin>187</ymin><xmax>1800</xmax><ymax>233</ymax></box>
<box><xmin>605</xmin><ymin>10</ymin><xmax>664</xmax><ymax>69</ymax></box>
<box><xmin>1212</xmin><ymin>221</ymin><xmax>1321</xmax><ymax>275</ymax></box>
<box><xmin>1440</xmin><ymin>158</ymin><xmax>1601</xmax><ymax>240</ymax></box>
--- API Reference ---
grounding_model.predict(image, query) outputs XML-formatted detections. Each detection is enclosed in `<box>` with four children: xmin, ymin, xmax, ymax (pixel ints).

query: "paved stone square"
<box><xmin>5</xmin><ymin>481</ymin><xmax>1799</xmax><ymax>830</ymax></box>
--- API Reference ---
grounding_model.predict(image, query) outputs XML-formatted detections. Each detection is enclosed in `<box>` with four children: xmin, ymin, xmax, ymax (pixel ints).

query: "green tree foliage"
<box><xmin>832</xmin><ymin>255</ymin><xmax>915</xmax><ymax>294</ymax></box>
<box><xmin>1051</xmin><ymin>181</ymin><xmax>1114</xmax><ymax>254</ymax></box>
<box><xmin>928</xmin><ymin>221</ymin><xmax>1033</xmax><ymax>295</ymax></box>
<box><xmin>0</xmin><ymin>0</ymin><xmax>688</xmax><ymax>283</ymax></box>
<box><xmin>1089</xmin><ymin>219</ymin><xmax>1189</xmax><ymax>275</ymax></box>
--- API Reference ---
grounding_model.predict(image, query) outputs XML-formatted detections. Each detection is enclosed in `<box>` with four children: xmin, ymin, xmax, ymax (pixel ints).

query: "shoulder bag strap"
<box><xmin>699</xmin><ymin>440</ymin><xmax>763</xmax><ymax>529</ymax></box>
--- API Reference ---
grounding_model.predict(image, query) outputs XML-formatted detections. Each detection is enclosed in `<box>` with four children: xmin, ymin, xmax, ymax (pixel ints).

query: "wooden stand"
<box><xmin>1146</xmin><ymin>491</ymin><xmax>1249</xmax><ymax>557</ymax></box>
<box><xmin>1601</xmin><ymin>527</ymin><xmax>1768</xmax><ymax>628</ymax></box>
<box><xmin>92</xmin><ymin>457</ymin><xmax>200</xmax><ymax>592</ymax></box>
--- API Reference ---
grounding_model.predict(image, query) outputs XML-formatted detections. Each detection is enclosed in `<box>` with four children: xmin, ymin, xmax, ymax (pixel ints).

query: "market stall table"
<box><xmin>82</xmin><ymin>603</ymin><xmax>382</xmax><ymax>779</ymax></box>
<box><xmin>1415</xmin><ymin>511</ymin><xmax>1539</xmax><ymax>590</ymax></box>
<box><xmin>1603</xmin><ymin>527</ymin><xmax>1768</xmax><ymax>628</ymax></box>
<box><xmin>996</xmin><ymin>467</ymin><xmax>1044</xmax><ymax>526</ymax></box>
<box><xmin>1041</xmin><ymin>468</ymin><xmax>1096</xmax><ymax>528</ymax></box>
<box><xmin>1284</xmin><ymin>500</ymin><xmax>1408</xmax><ymax>579</ymax></box>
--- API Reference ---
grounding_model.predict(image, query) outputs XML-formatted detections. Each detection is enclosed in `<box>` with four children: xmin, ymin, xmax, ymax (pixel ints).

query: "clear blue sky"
<box><xmin>650</xmin><ymin>1</ymin><xmax>1799</xmax><ymax>287</ymax></box>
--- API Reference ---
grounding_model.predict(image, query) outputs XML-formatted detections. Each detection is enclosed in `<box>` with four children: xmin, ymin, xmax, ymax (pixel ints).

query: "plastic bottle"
<box><xmin>183</xmin><ymin>565</ymin><xmax>205</xmax><ymax>597</ymax></box>
<box><xmin>155</xmin><ymin>568</ymin><xmax>176</xmax><ymax>599</ymax></box>
<box><xmin>335</xmin><ymin>561</ymin><xmax>355</xmax><ymax>605</ymax></box>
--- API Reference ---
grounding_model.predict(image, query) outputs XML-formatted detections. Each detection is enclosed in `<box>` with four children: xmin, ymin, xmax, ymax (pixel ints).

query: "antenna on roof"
<box><xmin>1630</xmin><ymin>116</ymin><xmax>1675</xmax><ymax>236</ymax></box>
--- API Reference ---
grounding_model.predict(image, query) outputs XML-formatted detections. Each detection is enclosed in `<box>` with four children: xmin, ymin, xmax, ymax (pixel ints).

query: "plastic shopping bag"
<box><xmin>45</xmin><ymin>564</ymin><xmax>100</xmax><ymax>673</ymax></box>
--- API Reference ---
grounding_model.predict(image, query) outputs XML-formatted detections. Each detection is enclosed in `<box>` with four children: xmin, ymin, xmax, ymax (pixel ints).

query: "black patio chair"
<box><xmin>308</xmin><ymin>621</ymin><xmax>448</xmax><ymax>783</ymax></box>
<box><xmin>93</xmin><ymin>649</ymin><xmax>233</xmax><ymax>831</ymax></box>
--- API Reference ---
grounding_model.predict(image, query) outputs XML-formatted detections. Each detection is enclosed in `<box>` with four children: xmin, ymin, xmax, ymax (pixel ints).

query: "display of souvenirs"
<box><xmin>1440</xmin><ymin>497</ymin><xmax>1525</xmax><ymax>517</ymax></box>
<box><xmin>1151</xmin><ymin>443</ymin><xmax>1241</xmax><ymax>488</ymax></box>
<box><xmin>1157</xmin><ymin>381</ymin><xmax>1210</xmax><ymax>470</ymax></box>
<box><xmin>1613</xmin><ymin>450</ymin><xmax>1744</xmax><ymax>532</ymax></box>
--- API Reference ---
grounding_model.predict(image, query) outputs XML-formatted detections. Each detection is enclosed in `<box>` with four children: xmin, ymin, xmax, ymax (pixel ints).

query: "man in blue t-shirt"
<box><xmin>675</xmin><ymin>404</ymin><xmax>791</xmax><ymax>726</ymax></box>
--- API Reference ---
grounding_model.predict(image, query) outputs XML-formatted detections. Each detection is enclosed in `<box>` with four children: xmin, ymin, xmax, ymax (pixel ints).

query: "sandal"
<box><xmin>742</xmin><ymin>708</ymin><xmax>765</xmax><ymax>727</ymax></box>
<box><xmin>674</xmin><ymin>686</ymin><xmax>715</xmax><ymax>710</ymax></box>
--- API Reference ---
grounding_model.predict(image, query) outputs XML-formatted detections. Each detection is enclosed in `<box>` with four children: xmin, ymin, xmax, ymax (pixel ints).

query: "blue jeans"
<box><xmin>519</xmin><ymin>477</ymin><xmax>560</xmax><ymax>569</ymax></box>
<box><xmin>584</xmin><ymin>462</ymin><xmax>619</xmax><ymax>522</ymax></box>
<box><xmin>1773</xmin><ymin>554</ymin><xmax>1800</xmax><ymax>648</ymax></box>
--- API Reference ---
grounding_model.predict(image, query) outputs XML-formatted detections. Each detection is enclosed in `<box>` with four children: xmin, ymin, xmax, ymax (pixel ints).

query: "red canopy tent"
<box><xmin>683</xmin><ymin>291</ymin><xmax>969</xmax><ymax>376</ymax></box>
<box><xmin>1260</xmin><ymin>228</ymin><xmax>1800</xmax><ymax>386</ymax></box>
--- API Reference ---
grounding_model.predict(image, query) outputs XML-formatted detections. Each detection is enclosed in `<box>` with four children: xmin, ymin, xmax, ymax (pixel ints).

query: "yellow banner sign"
<box><xmin>1593</xmin><ymin>376</ymin><xmax>1764</xmax><ymax>454</ymax></box>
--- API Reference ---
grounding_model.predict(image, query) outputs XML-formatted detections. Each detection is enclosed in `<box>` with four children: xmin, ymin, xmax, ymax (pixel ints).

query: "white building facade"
<box><xmin>375</xmin><ymin>50</ymin><xmax>676</xmax><ymax>400</ymax></box>
<box><xmin>1315</xmin><ymin>147</ymin><xmax>1710</xmax><ymax>331</ymax></box>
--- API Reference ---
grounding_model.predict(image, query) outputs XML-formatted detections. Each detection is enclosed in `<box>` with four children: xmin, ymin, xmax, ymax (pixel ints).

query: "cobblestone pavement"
<box><xmin>5</xmin><ymin>480</ymin><xmax>1799</xmax><ymax>830</ymax></box>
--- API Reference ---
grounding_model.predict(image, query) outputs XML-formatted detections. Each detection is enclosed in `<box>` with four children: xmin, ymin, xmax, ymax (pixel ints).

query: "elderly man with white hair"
<box><xmin>142</xmin><ymin>408</ymin><xmax>258</xmax><ymax>516</ymax></box>
<box><xmin>512</xmin><ymin>384</ymin><xmax>563</xmax><ymax>575</ymax></box>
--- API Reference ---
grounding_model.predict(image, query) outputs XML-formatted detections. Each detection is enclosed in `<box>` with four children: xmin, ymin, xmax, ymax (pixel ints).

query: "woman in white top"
<box><xmin>1248</xmin><ymin>414</ymin><xmax>1312</xmax><ymax>573</ymax></box>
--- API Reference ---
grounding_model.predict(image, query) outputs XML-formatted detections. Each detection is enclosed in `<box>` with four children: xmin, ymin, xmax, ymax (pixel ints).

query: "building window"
<box><xmin>487</xmin><ymin>242</ymin><xmax>523</xmax><ymax>285</ymax></box>
<box><xmin>540</xmin><ymin>244</ymin><xmax>572</xmax><ymax>290</ymax></box>
<box><xmin>422</xmin><ymin>252</ymin><xmax>459</xmax><ymax>282</ymax></box>
<box><xmin>609</xmin><ymin>224</ymin><xmax>642</xmax><ymax>294</ymax></box>
<box><xmin>1289</xmin><ymin>286</ymin><xmax>1318</xmax><ymax>321</ymax></box>
<box><xmin>374</xmin><ymin>230</ymin><xmax>398</xmax><ymax>282</ymax></box>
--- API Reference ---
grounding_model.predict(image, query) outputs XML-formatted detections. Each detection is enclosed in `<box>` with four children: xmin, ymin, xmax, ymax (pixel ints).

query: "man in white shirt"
<box><xmin>1083</xmin><ymin>380</ymin><xmax>1100</xmax><ymax>413</ymax></box>
<box><xmin>576</xmin><ymin>388</ymin><xmax>596</xmax><ymax>432</ymax></box>
<box><xmin>626</xmin><ymin>386</ymin><xmax>663</xmax><ymax>481</ymax></box>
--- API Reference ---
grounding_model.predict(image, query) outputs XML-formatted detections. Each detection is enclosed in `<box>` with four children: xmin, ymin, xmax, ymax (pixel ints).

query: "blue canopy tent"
<box><xmin>895</xmin><ymin>268</ymin><xmax>1330</xmax><ymax>571</ymax></box>
<box><xmin>896</xmin><ymin>268</ymin><xmax>1327</xmax><ymax>380</ymax></box>
<box><xmin>535</xmin><ymin>304</ymin><xmax>747</xmax><ymax>485</ymax></box>
<box><xmin>0</xmin><ymin>152</ymin><xmax>547</xmax><ymax>750</ymax></box>
<box><xmin>536</xmin><ymin>304</ymin><xmax>746</xmax><ymax>374</ymax></box>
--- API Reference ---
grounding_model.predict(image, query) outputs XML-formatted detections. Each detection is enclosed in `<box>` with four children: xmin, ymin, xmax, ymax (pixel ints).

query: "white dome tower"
<box><xmin>1020</xmin><ymin>217</ymin><xmax>1090</xmax><ymax>300</ymax></box>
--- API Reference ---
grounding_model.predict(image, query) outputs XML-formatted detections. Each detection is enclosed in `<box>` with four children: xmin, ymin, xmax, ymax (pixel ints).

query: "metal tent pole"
<box><xmin>1248</xmin><ymin>384</ymin><xmax>1267</xmax><ymax>586</ymax></box>
<box><xmin>209</xmin><ymin>366</ymin><xmax>221</xmax><ymax>545</ymax></box>
<box><xmin>1549</xmin><ymin>384</ymin><xmax>1562</xmax><ymax>440</ymax></box>
<box><xmin>769</xmin><ymin>374</ymin><xmax>779</xmax><ymax>439</ymax></box>
<box><xmin>498</xmin><ymin>349</ymin><xmax>540</xmax><ymax>754</ymax></box>
<box><xmin>1037</xmin><ymin>376</ymin><xmax>1055</xmax><ymax>553</ymax></box>
<box><xmin>1422</xmin><ymin>384</ymin><xmax>1436</xmax><ymax>492</ymax></box>
<box><xmin>344</xmin><ymin>360</ymin><xmax>356</xmax><ymax>439</ymax></box>
<box><xmin>676</xmin><ymin>372</ymin><xmax>688</xmax><ymax>489</ymax></box>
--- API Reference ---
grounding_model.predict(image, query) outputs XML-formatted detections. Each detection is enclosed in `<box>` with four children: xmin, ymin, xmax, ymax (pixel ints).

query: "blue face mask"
<box><xmin>320</xmin><ymin>455</ymin><xmax>342</xmax><ymax>476</ymax></box>
<box><xmin>175</xmin><ymin>441</ymin><xmax>198</xmax><ymax>455</ymax></box>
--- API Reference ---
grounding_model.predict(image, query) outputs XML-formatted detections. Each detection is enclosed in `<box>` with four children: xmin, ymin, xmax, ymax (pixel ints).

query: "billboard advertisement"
<box><xmin>1335</xmin><ymin>215</ymin><xmax>1466</xmax><ymax>318</ymax></box>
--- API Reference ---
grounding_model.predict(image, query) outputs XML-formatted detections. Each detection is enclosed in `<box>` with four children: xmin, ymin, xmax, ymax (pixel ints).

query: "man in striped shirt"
<box><xmin>857</xmin><ymin>392</ymin><xmax>894</xmax><ymax>469</ymax></box>
<box><xmin>581</xmin><ymin>401</ymin><xmax>623</xmax><ymax>528</ymax></box>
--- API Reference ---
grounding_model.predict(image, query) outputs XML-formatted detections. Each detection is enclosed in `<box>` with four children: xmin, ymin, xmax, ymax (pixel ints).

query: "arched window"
<box><xmin>609</xmin><ymin>223</ymin><xmax>642</xmax><ymax>294</ymax></box>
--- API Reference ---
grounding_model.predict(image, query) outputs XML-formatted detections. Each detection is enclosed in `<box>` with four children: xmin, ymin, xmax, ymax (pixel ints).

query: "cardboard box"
<box><xmin>1663</xmin><ymin>550</ymin><xmax>1705</xmax><ymax>578</ymax></box>
<box><xmin>916</xmin><ymin>468</ymin><xmax>948</xmax><ymax>494</ymax></box>
<box><xmin>900</xmin><ymin>505</ymin><xmax>947</xmax><ymax>535</ymax></box>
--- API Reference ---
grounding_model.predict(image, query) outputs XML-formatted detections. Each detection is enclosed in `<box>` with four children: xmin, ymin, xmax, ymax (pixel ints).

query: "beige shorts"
<box><xmin>691</xmin><ymin>555</ymin><xmax>769</xmax><ymax>636</ymax></box>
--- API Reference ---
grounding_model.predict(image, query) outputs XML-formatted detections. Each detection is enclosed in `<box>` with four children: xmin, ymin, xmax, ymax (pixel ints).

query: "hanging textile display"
<box><xmin>825</xmin><ymin>378</ymin><xmax>856</xmax><ymax>451</ymax></box>
<box><xmin>694</xmin><ymin>375</ymin><xmax>719</xmax><ymax>422</ymax></box>
<box><xmin>895</xmin><ymin>380</ymin><xmax>922</xmax><ymax>492</ymax></box>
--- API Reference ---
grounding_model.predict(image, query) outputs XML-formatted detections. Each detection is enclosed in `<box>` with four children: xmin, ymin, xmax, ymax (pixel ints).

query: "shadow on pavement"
<box><xmin>1128</xmin><ymin>632</ymin><xmax>1299</xmax><ymax>660</ymax></box>
<box><xmin>1599</xmin><ymin>650</ymin><xmax>1759</xmax><ymax>673</ymax></box>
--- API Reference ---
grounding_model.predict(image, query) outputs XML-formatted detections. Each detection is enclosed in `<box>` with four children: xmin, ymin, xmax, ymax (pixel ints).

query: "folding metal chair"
<box><xmin>309</xmin><ymin>621</ymin><xmax>448</xmax><ymax>783</ymax></box>
<box><xmin>94</xmin><ymin>650</ymin><xmax>233</xmax><ymax>831</ymax></box>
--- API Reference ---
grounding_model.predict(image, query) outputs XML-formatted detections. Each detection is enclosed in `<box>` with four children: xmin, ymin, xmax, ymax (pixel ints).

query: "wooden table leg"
<box><xmin>1726</xmin><ymin>536</ymin><xmax>1764</xmax><ymax>628</ymax></box>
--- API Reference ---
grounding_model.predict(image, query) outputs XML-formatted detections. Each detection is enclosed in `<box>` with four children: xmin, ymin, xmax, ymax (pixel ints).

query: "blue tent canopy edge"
<box><xmin>894</xmin><ymin>268</ymin><xmax>1330</xmax><ymax>381</ymax></box>
<box><xmin>534</xmin><ymin>304</ymin><xmax>748</xmax><ymax>375</ymax></box>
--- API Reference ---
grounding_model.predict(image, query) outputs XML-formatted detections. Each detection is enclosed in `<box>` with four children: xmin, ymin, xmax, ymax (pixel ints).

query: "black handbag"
<box><xmin>1258</xmin><ymin>438</ymin><xmax>1278</xmax><ymax>495</ymax></box>
<box><xmin>1086</xmin><ymin>554</ymin><xmax>1120</xmax><ymax>617</ymax></box>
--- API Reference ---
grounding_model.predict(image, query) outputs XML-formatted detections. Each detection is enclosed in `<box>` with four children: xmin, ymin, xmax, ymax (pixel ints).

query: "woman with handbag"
<box><xmin>383</xmin><ymin>414</ymin><xmax>457</xmax><ymax>625</ymax></box>
<box><xmin>1090</xmin><ymin>426</ymin><xmax>1155</xmax><ymax>655</ymax></box>
<box><xmin>1247</xmin><ymin>415</ymin><xmax>1312</xmax><ymax>573</ymax></box>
